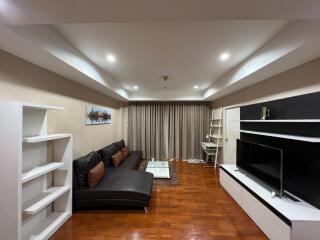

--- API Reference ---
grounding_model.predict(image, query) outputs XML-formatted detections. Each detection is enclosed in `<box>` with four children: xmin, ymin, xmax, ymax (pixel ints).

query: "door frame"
<box><xmin>223</xmin><ymin>104</ymin><xmax>242</xmax><ymax>164</ymax></box>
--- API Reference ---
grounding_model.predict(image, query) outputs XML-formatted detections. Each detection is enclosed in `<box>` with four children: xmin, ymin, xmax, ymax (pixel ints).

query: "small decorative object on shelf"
<box><xmin>261</xmin><ymin>106</ymin><xmax>270</xmax><ymax>120</ymax></box>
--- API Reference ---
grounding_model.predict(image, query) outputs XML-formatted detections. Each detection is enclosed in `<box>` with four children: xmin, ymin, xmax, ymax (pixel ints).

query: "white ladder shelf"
<box><xmin>203</xmin><ymin>108</ymin><xmax>223</xmax><ymax>168</ymax></box>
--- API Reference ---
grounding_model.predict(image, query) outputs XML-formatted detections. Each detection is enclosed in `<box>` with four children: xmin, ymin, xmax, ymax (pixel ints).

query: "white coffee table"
<box><xmin>146</xmin><ymin>160</ymin><xmax>170</xmax><ymax>179</ymax></box>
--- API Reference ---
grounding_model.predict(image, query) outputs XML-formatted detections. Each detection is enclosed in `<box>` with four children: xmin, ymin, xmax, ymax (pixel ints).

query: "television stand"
<box><xmin>284</xmin><ymin>192</ymin><xmax>300</xmax><ymax>202</ymax></box>
<box><xmin>220</xmin><ymin>164</ymin><xmax>320</xmax><ymax>240</ymax></box>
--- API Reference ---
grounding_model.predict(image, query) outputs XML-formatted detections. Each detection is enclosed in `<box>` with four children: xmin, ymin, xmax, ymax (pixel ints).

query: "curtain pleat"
<box><xmin>128</xmin><ymin>102</ymin><xmax>211</xmax><ymax>160</ymax></box>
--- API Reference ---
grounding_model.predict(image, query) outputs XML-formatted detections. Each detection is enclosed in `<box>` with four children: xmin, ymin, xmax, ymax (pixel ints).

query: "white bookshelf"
<box><xmin>0</xmin><ymin>102</ymin><xmax>72</xmax><ymax>240</ymax></box>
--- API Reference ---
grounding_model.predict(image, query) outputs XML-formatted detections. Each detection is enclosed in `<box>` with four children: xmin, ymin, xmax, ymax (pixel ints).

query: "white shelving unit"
<box><xmin>239</xmin><ymin>129</ymin><xmax>320</xmax><ymax>142</ymax></box>
<box><xmin>0</xmin><ymin>102</ymin><xmax>72</xmax><ymax>240</ymax></box>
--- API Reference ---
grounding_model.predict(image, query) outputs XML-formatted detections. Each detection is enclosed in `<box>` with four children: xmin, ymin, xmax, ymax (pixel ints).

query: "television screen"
<box><xmin>236</xmin><ymin>139</ymin><xmax>283</xmax><ymax>196</ymax></box>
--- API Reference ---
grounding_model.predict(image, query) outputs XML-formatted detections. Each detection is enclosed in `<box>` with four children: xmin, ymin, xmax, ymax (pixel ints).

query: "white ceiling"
<box><xmin>54</xmin><ymin>21</ymin><xmax>288</xmax><ymax>95</ymax></box>
<box><xmin>1</xmin><ymin>1</ymin><xmax>320</xmax><ymax>101</ymax></box>
<box><xmin>1</xmin><ymin>0</ymin><xmax>320</xmax><ymax>24</ymax></box>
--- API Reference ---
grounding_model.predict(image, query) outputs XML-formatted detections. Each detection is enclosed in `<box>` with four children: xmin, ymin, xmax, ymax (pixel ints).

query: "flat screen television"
<box><xmin>236</xmin><ymin>139</ymin><xmax>284</xmax><ymax>196</ymax></box>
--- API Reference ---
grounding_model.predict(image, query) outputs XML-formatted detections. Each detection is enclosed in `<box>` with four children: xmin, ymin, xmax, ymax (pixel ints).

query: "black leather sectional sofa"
<box><xmin>73</xmin><ymin>140</ymin><xmax>153</xmax><ymax>212</ymax></box>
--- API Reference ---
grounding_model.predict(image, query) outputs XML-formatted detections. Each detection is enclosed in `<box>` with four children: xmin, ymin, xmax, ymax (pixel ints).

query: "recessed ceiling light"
<box><xmin>194</xmin><ymin>85</ymin><xmax>199</xmax><ymax>89</ymax></box>
<box><xmin>220</xmin><ymin>52</ymin><xmax>230</xmax><ymax>61</ymax></box>
<box><xmin>133</xmin><ymin>86</ymin><xmax>138</xmax><ymax>90</ymax></box>
<box><xmin>106</xmin><ymin>54</ymin><xmax>116</xmax><ymax>63</ymax></box>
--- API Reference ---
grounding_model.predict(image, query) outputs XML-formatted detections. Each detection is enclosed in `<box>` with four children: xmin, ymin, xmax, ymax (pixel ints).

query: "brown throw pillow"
<box><xmin>121</xmin><ymin>146</ymin><xmax>130</xmax><ymax>158</ymax></box>
<box><xmin>88</xmin><ymin>161</ymin><xmax>105</xmax><ymax>187</ymax></box>
<box><xmin>112</xmin><ymin>151</ymin><xmax>124</xmax><ymax>167</ymax></box>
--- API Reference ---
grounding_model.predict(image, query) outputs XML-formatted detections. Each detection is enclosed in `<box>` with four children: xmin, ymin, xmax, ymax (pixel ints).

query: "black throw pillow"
<box><xmin>100</xmin><ymin>144</ymin><xmax>118</xmax><ymax>167</ymax></box>
<box><xmin>114</xmin><ymin>139</ymin><xmax>125</xmax><ymax>150</ymax></box>
<box><xmin>73</xmin><ymin>151</ymin><xmax>102</xmax><ymax>188</ymax></box>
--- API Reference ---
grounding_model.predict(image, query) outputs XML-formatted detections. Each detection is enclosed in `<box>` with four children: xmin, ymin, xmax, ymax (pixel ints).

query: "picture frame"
<box><xmin>86</xmin><ymin>105</ymin><xmax>111</xmax><ymax>125</ymax></box>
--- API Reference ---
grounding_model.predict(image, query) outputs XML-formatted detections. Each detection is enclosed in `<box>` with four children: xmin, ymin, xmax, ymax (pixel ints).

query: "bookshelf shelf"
<box><xmin>22</xmin><ymin>162</ymin><xmax>64</xmax><ymax>184</ymax></box>
<box><xmin>23</xmin><ymin>186</ymin><xmax>70</xmax><ymax>215</ymax></box>
<box><xmin>23</xmin><ymin>134</ymin><xmax>71</xmax><ymax>143</ymax></box>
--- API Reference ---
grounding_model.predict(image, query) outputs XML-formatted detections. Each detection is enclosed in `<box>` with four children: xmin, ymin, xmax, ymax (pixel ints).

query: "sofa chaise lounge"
<box><xmin>73</xmin><ymin>140</ymin><xmax>153</xmax><ymax>212</ymax></box>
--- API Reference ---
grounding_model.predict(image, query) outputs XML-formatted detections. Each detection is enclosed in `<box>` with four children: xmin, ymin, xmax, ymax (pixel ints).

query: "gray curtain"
<box><xmin>128</xmin><ymin>102</ymin><xmax>211</xmax><ymax>160</ymax></box>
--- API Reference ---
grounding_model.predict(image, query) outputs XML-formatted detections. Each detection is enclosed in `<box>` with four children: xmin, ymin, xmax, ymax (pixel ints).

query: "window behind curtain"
<box><xmin>128</xmin><ymin>102</ymin><xmax>211</xmax><ymax>160</ymax></box>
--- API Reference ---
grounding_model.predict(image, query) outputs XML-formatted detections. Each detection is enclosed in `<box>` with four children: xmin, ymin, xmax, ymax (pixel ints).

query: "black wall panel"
<box><xmin>240</xmin><ymin>91</ymin><xmax>320</xmax><ymax>210</ymax></box>
<box><xmin>241</xmin><ymin>91</ymin><xmax>320</xmax><ymax>120</ymax></box>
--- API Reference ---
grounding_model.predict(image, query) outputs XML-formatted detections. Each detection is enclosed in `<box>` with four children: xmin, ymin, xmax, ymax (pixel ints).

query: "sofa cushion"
<box><xmin>99</xmin><ymin>144</ymin><xmax>118</xmax><ymax>167</ymax></box>
<box><xmin>73</xmin><ymin>151</ymin><xmax>102</xmax><ymax>188</ymax></box>
<box><xmin>114</xmin><ymin>139</ymin><xmax>125</xmax><ymax>151</ymax></box>
<box><xmin>88</xmin><ymin>161</ymin><xmax>105</xmax><ymax>187</ymax></box>
<box><xmin>74</xmin><ymin>169</ymin><xmax>153</xmax><ymax>203</ymax></box>
<box><xmin>117</xmin><ymin>150</ymin><xmax>142</xmax><ymax>170</ymax></box>
<box><xmin>112</xmin><ymin>151</ymin><xmax>124</xmax><ymax>167</ymax></box>
<box><xmin>121</xmin><ymin>146</ymin><xmax>130</xmax><ymax>158</ymax></box>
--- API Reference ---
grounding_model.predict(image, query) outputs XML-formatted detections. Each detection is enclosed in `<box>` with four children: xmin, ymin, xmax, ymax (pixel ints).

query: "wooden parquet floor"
<box><xmin>50</xmin><ymin>160</ymin><xmax>267</xmax><ymax>240</ymax></box>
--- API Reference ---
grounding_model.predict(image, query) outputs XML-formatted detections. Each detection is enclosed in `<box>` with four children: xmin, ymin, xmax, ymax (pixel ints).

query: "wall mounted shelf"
<box><xmin>22</xmin><ymin>162</ymin><xmax>64</xmax><ymax>184</ymax></box>
<box><xmin>239</xmin><ymin>129</ymin><xmax>320</xmax><ymax>142</ymax></box>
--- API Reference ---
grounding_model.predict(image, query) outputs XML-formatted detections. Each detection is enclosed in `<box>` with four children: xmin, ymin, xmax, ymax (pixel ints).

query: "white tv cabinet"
<box><xmin>220</xmin><ymin>164</ymin><xmax>320</xmax><ymax>240</ymax></box>
<box><xmin>0</xmin><ymin>102</ymin><xmax>73</xmax><ymax>240</ymax></box>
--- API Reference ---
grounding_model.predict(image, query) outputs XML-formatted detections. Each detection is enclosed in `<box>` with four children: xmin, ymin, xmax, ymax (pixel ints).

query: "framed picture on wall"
<box><xmin>86</xmin><ymin>105</ymin><xmax>111</xmax><ymax>125</ymax></box>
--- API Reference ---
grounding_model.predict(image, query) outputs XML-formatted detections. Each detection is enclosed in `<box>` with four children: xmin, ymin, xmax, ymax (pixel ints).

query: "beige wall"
<box><xmin>212</xmin><ymin>58</ymin><xmax>320</xmax><ymax>108</ymax></box>
<box><xmin>0</xmin><ymin>50</ymin><xmax>125</xmax><ymax>158</ymax></box>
